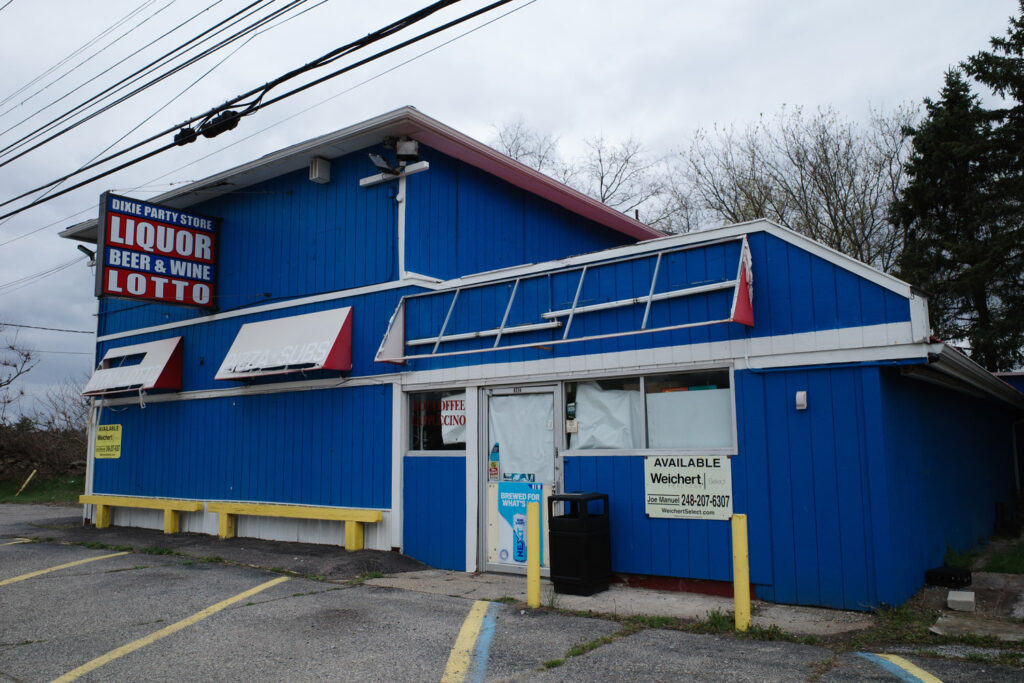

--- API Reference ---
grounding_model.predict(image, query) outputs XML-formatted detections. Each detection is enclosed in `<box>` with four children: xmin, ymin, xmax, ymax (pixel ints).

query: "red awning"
<box><xmin>83</xmin><ymin>337</ymin><xmax>183</xmax><ymax>396</ymax></box>
<box><xmin>215</xmin><ymin>307</ymin><xmax>353</xmax><ymax>380</ymax></box>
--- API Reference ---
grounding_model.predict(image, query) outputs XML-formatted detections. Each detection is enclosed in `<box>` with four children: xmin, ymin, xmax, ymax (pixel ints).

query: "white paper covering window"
<box><xmin>488</xmin><ymin>394</ymin><xmax>554</xmax><ymax>483</ymax></box>
<box><xmin>646</xmin><ymin>388</ymin><xmax>734</xmax><ymax>449</ymax></box>
<box><xmin>568</xmin><ymin>382</ymin><xmax>643</xmax><ymax>449</ymax></box>
<box><xmin>441</xmin><ymin>392</ymin><xmax>467</xmax><ymax>445</ymax></box>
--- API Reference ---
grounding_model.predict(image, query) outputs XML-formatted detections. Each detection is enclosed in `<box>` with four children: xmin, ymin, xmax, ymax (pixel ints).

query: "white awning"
<box><xmin>215</xmin><ymin>307</ymin><xmax>353</xmax><ymax>380</ymax></box>
<box><xmin>83</xmin><ymin>337</ymin><xmax>183</xmax><ymax>396</ymax></box>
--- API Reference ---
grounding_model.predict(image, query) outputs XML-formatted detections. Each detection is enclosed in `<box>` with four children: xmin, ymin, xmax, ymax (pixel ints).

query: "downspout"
<box><xmin>1014</xmin><ymin>417</ymin><xmax>1024</xmax><ymax>496</ymax></box>
<box><xmin>396</xmin><ymin>173</ymin><xmax>407</xmax><ymax>279</ymax></box>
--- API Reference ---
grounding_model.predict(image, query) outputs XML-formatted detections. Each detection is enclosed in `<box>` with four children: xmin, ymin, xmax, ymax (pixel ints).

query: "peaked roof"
<box><xmin>60</xmin><ymin>106</ymin><xmax>664</xmax><ymax>243</ymax></box>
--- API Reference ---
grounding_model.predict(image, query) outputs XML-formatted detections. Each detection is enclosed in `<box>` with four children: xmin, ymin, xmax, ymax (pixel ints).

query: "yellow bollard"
<box><xmin>527</xmin><ymin>501</ymin><xmax>541</xmax><ymax>608</ymax></box>
<box><xmin>731</xmin><ymin>513</ymin><xmax>750</xmax><ymax>631</ymax></box>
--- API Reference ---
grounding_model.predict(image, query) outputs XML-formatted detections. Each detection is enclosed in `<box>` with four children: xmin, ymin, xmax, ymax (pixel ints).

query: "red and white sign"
<box><xmin>96</xmin><ymin>193</ymin><xmax>219</xmax><ymax>310</ymax></box>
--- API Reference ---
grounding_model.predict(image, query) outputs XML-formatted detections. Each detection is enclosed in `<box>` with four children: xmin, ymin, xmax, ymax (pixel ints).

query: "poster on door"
<box><xmin>496</xmin><ymin>482</ymin><xmax>544</xmax><ymax>565</ymax></box>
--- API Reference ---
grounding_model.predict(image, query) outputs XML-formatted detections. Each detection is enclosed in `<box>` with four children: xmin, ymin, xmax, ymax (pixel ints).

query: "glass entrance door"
<box><xmin>483</xmin><ymin>386</ymin><xmax>559</xmax><ymax>571</ymax></box>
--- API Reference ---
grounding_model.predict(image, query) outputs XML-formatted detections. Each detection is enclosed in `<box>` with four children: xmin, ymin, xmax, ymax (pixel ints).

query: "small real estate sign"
<box><xmin>644</xmin><ymin>455</ymin><xmax>732</xmax><ymax>520</ymax></box>
<box><xmin>96</xmin><ymin>192</ymin><xmax>219</xmax><ymax>309</ymax></box>
<box><xmin>95</xmin><ymin>424</ymin><xmax>122</xmax><ymax>459</ymax></box>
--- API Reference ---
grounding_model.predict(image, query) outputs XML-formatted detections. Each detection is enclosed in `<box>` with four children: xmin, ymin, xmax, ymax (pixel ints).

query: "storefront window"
<box><xmin>645</xmin><ymin>370</ymin><xmax>733</xmax><ymax>449</ymax></box>
<box><xmin>566</xmin><ymin>378</ymin><xmax>643</xmax><ymax>449</ymax></box>
<box><xmin>409</xmin><ymin>390</ymin><xmax>466</xmax><ymax>451</ymax></box>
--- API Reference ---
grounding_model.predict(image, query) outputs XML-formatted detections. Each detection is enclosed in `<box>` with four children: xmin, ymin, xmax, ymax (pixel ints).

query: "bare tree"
<box><xmin>490</xmin><ymin>116</ymin><xmax>572</xmax><ymax>183</ymax></box>
<box><xmin>490</xmin><ymin>120</ymin><xmax>697</xmax><ymax>233</ymax></box>
<box><xmin>0</xmin><ymin>324</ymin><xmax>36</xmax><ymax>423</ymax></box>
<box><xmin>681</xmin><ymin>105</ymin><xmax>917</xmax><ymax>271</ymax></box>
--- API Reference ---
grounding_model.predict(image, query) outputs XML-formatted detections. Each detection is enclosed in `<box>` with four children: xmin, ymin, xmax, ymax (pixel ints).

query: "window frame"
<box><xmin>560</xmin><ymin>366</ymin><xmax>738</xmax><ymax>456</ymax></box>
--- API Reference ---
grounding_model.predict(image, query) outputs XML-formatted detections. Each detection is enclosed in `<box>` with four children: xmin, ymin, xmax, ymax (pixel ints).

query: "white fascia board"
<box><xmin>398</xmin><ymin>322</ymin><xmax>927</xmax><ymax>390</ymax></box>
<box><xmin>98</xmin><ymin>277</ymin><xmax>438</xmax><ymax>343</ymax></box>
<box><xmin>94</xmin><ymin>374</ymin><xmax>399</xmax><ymax>407</ymax></box>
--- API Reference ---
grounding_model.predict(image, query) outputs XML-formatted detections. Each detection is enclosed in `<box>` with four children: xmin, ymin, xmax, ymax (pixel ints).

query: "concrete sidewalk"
<box><xmin>367</xmin><ymin>569</ymin><xmax>875</xmax><ymax>637</ymax></box>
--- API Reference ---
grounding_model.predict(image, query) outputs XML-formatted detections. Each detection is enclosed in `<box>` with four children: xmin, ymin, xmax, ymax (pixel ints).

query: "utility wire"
<box><xmin>0</xmin><ymin>0</ymin><xmax>287</xmax><ymax>164</ymax></box>
<box><xmin>0</xmin><ymin>0</ymin><xmax>176</xmax><ymax>118</ymax></box>
<box><xmin>0</xmin><ymin>256</ymin><xmax>88</xmax><ymax>297</ymax></box>
<box><xmin>0</xmin><ymin>323</ymin><xmax>93</xmax><ymax>334</ymax></box>
<box><xmin>0</xmin><ymin>0</ymin><xmax>482</xmax><ymax>218</ymax></box>
<box><xmin>0</xmin><ymin>1</ymin><xmax>327</xmax><ymax>234</ymax></box>
<box><xmin>0</xmin><ymin>0</ymin><xmax>158</xmax><ymax>110</ymax></box>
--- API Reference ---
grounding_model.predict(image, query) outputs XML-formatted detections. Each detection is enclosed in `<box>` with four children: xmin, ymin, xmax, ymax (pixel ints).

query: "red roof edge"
<box><xmin>404</xmin><ymin>111</ymin><xmax>665</xmax><ymax>243</ymax></box>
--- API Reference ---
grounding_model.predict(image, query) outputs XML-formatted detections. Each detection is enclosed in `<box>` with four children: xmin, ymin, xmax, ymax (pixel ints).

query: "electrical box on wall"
<box><xmin>309</xmin><ymin>157</ymin><xmax>330</xmax><ymax>184</ymax></box>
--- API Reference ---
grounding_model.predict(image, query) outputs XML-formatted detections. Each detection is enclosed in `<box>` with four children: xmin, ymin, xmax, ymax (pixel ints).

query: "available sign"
<box><xmin>96</xmin><ymin>192</ymin><xmax>219</xmax><ymax>309</ymax></box>
<box><xmin>644</xmin><ymin>455</ymin><xmax>732</xmax><ymax>520</ymax></box>
<box><xmin>95</xmin><ymin>424</ymin><xmax>122</xmax><ymax>459</ymax></box>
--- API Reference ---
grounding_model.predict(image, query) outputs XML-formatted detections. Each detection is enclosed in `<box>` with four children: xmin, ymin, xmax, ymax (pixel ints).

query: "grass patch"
<box><xmin>983</xmin><ymin>543</ymin><xmax>1024</xmax><ymax>574</ymax></box>
<box><xmin>78</xmin><ymin>541</ymin><xmax>133</xmax><ymax>552</ymax></box>
<box><xmin>0</xmin><ymin>474</ymin><xmax>83</xmax><ymax>503</ymax></box>
<box><xmin>566</xmin><ymin>634</ymin><xmax>615</xmax><ymax>658</ymax></box>
<box><xmin>691</xmin><ymin>609</ymin><xmax>734</xmax><ymax>634</ymax></box>
<box><xmin>494</xmin><ymin>596</ymin><xmax>517</xmax><ymax>604</ymax></box>
<box><xmin>944</xmin><ymin>545</ymin><xmax>982</xmax><ymax>570</ymax></box>
<box><xmin>542</xmin><ymin>659</ymin><xmax>564</xmax><ymax>669</ymax></box>
<box><xmin>138</xmin><ymin>546</ymin><xmax>179</xmax><ymax>556</ymax></box>
<box><xmin>348</xmin><ymin>570</ymin><xmax>383</xmax><ymax>585</ymax></box>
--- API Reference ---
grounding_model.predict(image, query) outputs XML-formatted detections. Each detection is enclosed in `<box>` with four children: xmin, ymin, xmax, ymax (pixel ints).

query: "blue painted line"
<box><xmin>468</xmin><ymin>601</ymin><xmax>499</xmax><ymax>683</ymax></box>
<box><xmin>857</xmin><ymin>652</ymin><xmax>925</xmax><ymax>682</ymax></box>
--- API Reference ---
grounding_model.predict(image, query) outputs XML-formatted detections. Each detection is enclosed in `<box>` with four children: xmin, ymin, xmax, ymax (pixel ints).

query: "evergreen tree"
<box><xmin>961</xmin><ymin>2</ymin><xmax>1024</xmax><ymax>368</ymax></box>
<box><xmin>893</xmin><ymin>3</ymin><xmax>1024</xmax><ymax>371</ymax></box>
<box><xmin>891</xmin><ymin>70</ymin><xmax>1015</xmax><ymax>368</ymax></box>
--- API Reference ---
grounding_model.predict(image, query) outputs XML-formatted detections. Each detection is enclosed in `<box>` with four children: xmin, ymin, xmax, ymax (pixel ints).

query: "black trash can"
<box><xmin>548</xmin><ymin>492</ymin><xmax>611</xmax><ymax>595</ymax></box>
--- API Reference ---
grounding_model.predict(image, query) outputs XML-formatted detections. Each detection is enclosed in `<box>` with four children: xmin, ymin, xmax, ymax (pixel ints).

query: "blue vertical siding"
<box><xmin>403</xmin><ymin>456</ymin><xmax>466</xmax><ymax>570</ymax></box>
<box><xmin>98</xmin><ymin>146</ymin><xmax>398</xmax><ymax>336</ymax></box>
<box><xmin>562</xmin><ymin>366</ymin><xmax>910</xmax><ymax>611</ymax></box>
<box><xmin>404</xmin><ymin>147</ymin><xmax>634</xmax><ymax>281</ymax></box>
<box><xmin>736</xmin><ymin>366</ymin><xmax>887</xmax><ymax>610</ymax></box>
<box><xmin>93</xmin><ymin>383</ymin><xmax>392</xmax><ymax>508</ymax></box>
<box><xmin>878</xmin><ymin>370</ymin><xmax>1016</xmax><ymax>605</ymax></box>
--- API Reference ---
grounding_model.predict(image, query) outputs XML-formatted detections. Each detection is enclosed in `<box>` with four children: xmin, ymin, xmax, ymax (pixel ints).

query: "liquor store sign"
<box><xmin>644</xmin><ymin>455</ymin><xmax>733</xmax><ymax>520</ymax></box>
<box><xmin>96</xmin><ymin>192</ymin><xmax>219</xmax><ymax>309</ymax></box>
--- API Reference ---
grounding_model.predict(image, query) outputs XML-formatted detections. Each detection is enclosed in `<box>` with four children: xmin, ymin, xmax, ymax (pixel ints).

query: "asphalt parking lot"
<box><xmin>3</xmin><ymin>504</ymin><xmax>1024</xmax><ymax>682</ymax></box>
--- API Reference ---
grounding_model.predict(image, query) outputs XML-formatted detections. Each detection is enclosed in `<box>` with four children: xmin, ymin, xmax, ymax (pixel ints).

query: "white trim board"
<box><xmin>97</xmin><ymin>277</ymin><xmax>440</xmax><ymax>343</ymax></box>
<box><xmin>398</xmin><ymin>322</ymin><xmax>927</xmax><ymax>389</ymax></box>
<box><xmin>94</xmin><ymin>374</ymin><xmax>399</xmax><ymax>407</ymax></box>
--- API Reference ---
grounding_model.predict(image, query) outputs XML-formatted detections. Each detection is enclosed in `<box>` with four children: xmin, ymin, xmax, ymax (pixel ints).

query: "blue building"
<box><xmin>63</xmin><ymin>107</ymin><xmax>1024</xmax><ymax>611</ymax></box>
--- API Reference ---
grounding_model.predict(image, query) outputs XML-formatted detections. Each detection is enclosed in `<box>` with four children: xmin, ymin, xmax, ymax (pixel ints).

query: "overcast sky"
<box><xmin>0</xmin><ymin>0</ymin><xmax>1018</xmax><ymax>410</ymax></box>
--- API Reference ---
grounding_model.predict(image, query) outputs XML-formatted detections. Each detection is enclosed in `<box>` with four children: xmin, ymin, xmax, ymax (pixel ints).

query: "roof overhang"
<box><xmin>215</xmin><ymin>307</ymin><xmax>352</xmax><ymax>380</ymax></box>
<box><xmin>924</xmin><ymin>343</ymin><xmax>1024</xmax><ymax>411</ymax></box>
<box><xmin>83</xmin><ymin>337</ymin><xmax>183</xmax><ymax>396</ymax></box>
<box><xmin>60</xmin><ymin>107</ymin><xmax>664</xmax><ymax>244</ymax></box>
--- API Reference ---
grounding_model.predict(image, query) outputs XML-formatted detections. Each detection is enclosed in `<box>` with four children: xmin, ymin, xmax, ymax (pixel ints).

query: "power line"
<box><xmin>0</xmin><ymin>0</ymin><xmax>289</xmax><ymax>165</ymax></box>
<box><xmin>0</xmin><ymin>1</ymin><xmax>325</xmax><ymax>235</ymax></box>
<box><xmin>0</xmin><ymin>257</ymin><xmax>89</xmax><ymax>297</ymax></box>
<box><xmin>0</xmin><ymin>0</ymin><xmax>514</xmax><ymax>221</ymax></box>
<box><xmin>0</xmin><ymin>0</ymin><xmax>172</xmax><ymax>117</ymax></box>
<box><xmin>0</xmin><ymin>322</ymin><xmax>93</xmax><ymax>334</ymax></box>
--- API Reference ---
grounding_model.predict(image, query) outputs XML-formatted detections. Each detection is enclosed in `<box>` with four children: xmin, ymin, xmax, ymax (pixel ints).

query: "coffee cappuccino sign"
<box><xmin>644</xmin><ymin>455</ymin><xmax>733</xmax><ymax>520</ymax></box>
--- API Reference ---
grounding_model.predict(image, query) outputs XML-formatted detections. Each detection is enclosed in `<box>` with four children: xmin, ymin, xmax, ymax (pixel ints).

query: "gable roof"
<box><xmin>59</xmin><ymin>106</ymin><xmax>664</xmax><ymax>243</ymax></box>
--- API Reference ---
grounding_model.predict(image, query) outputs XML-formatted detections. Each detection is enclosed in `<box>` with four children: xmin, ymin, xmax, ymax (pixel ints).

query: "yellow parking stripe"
<box><xmin>877</xmin><ymin>654</ymin><xmax>944</xmax><ymax>683</ymax></box>
<box><xmin>0</xmin><ymin>552</ymin><xmax>129</xmax><ymax>586</ymax></box>
<box><xmin>441</xmin><ymin>600</ymin><xmax>490</xmax><ymax>683</ymax></box>
<box><xmin>51</xmin><ymin>575</ymin><xmax>289</xmax><ymax>683</ymax></box>
<box><xmin>0</xmin><ymin>538</ymin><xmax>31</xmax><ymax>546</ymax></box>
